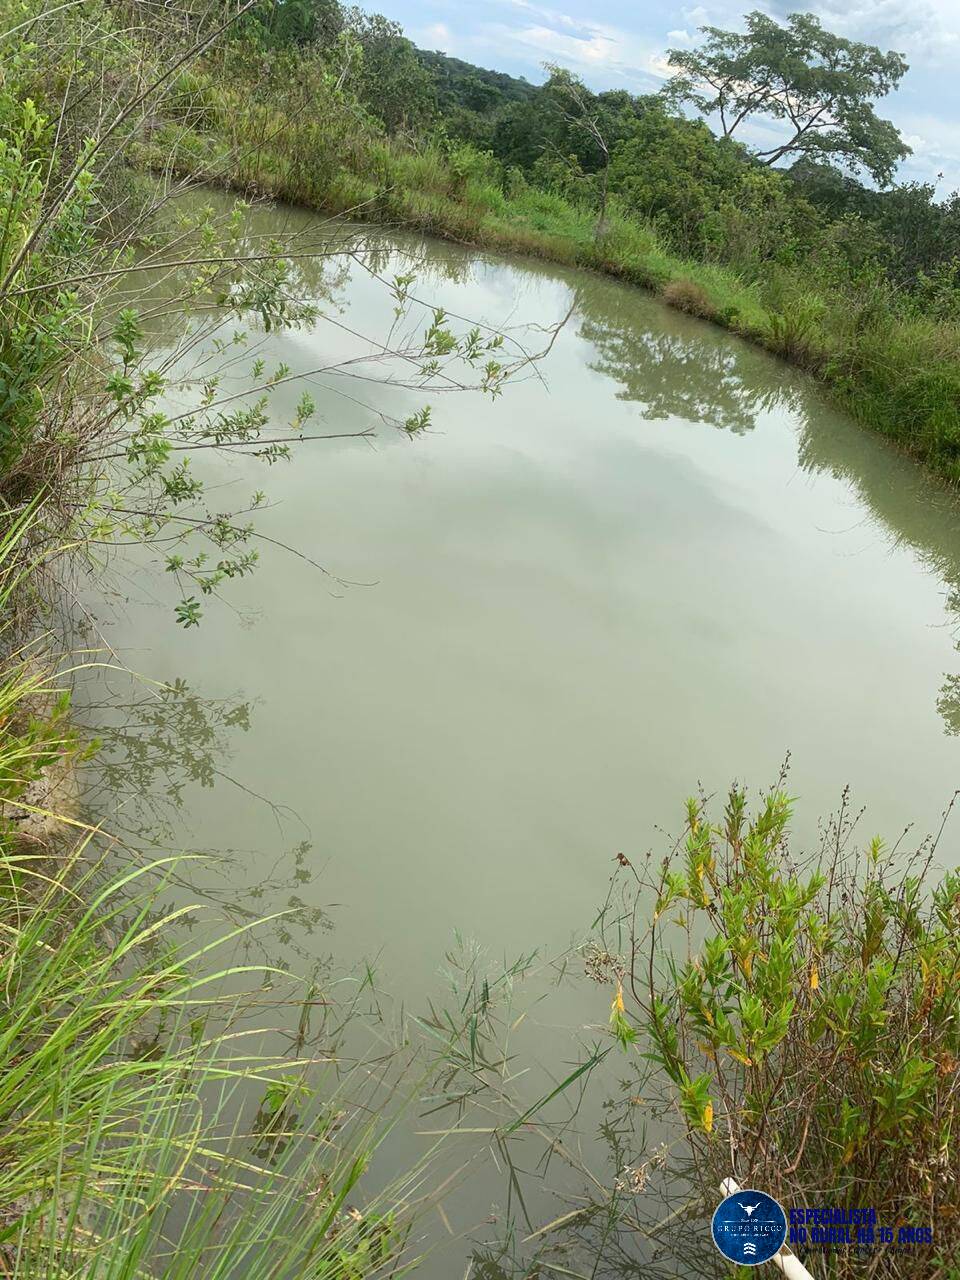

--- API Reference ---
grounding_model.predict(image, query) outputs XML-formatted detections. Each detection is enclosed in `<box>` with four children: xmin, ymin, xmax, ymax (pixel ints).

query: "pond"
<box><xmin>76</xmin><ymin>192</ymin><xmax>960</xmax><ymax>1274</ymax></box>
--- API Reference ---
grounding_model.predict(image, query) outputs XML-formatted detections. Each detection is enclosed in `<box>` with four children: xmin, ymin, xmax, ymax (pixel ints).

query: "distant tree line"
<box><xmin>224</xmin><ymin>0</ymin><xmax>959</xmax><ymax>305</ymax></box>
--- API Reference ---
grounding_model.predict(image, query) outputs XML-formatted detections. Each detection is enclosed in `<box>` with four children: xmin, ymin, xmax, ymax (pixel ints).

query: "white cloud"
<box><xmin>688</xmin><ymin>0</ymin><xmax>960</xmax><ymax>69</ymax></box>
<box><xmin>894</xmin><ymin>112</ymin><xmax>960</xmax><ymax>189</ymax></box>
<box><xmin>501</xmin><ymin>0</ymin><xmax>581</xmax><ymax>30</ymax></box>
<box><xmin>463</xmin><ymin>13</ymin><xmax>667</xmax><ymax>90</ymax></box>
<box><xmin>422</xmin><ymin>22</ymin><xmax>452</xmax><ymax>48</ymax></box>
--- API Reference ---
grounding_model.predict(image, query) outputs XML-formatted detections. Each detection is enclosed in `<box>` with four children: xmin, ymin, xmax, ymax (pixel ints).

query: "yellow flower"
<box><xmin>614</xmin><ymin>982</ymin><xmax>625</xmax><ymax>1014</ymax></box>
<box><xmin>809</xmin><ymin>965</ymin><xmax>819</xmax><ymax>991</ymax></box>
<box><xmin>703</xmin><ymin>1102</ymin><xmax>714</xmax><ymax>1134</ymax></box>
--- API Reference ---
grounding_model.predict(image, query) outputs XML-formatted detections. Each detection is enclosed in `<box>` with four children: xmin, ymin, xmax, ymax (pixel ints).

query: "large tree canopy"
<box><xmin>664</xmin><ymin>11</ymin><xmax>910</xmax><ymax>185</ymax></box>
<box><xmin>342</xmin><ymin>9</ymin><xmax>436</xmax><ymax>132</ymax></box>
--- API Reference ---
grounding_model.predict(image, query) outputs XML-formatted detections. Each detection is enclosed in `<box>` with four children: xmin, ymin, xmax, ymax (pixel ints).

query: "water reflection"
<box><xmin>79</xmin><ymin>674</ymin><xmax>331</xmax><ymax>965</ymax></box>
<box><xmin>83</xmin><ymin>676</ymin><xmax>254</xmax><ymax>838</ymax></box>
<box><xmin>794</xmin><ymin>386</ymin><xmax>960</xmax><ymax>734</ymax></box>
<box><xmin>351</xmin><ymin>232</ymin><xmax>481</xmax><ymax>290</ymax></box>
<box><xmin>137</xmin><ymin>195</ymin><xmax>960</xmax><ymax>751</ymax></box>
<box><xmin>577</xmin><ymin>281</ymin><xmax>788</xmax><ymax>434</ymax></box>
<box><xmin>466</xmin><ymin>1088</ymin><xmax>715</xmax><ymax>1279</ymax></box>
<box><xmin>118</xmin><ymin>204</ymin><xmax>357</xmax><ymax>347</ymax></box>
<box><xmin>572</xmin><ymin>269</ymin><xmax>960</xmax><ymax>733</ymax></box>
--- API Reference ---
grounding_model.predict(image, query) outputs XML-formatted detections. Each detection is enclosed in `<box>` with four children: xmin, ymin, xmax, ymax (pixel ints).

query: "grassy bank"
<box><xmin>145</xmin><ymin>58</ymin><xmax>960</xmax><ymax>486</ymax></box>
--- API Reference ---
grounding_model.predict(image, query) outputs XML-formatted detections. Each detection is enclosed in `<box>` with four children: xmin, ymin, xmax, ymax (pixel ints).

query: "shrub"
<box><xmin>601</xmin><ymin>788</ymin><xmax>960</xmax><ymax>1277</ymax></box>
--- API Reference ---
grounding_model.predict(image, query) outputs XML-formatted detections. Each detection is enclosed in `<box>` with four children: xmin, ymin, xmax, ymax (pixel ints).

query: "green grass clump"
<box><xmin>827</xmin><ymin>316</ymin><xmax>960</xmax><ymax>477</ymax></box>
<box><xmin>0</xmin><ymin>825</ymin><xmax>423</xmax><ymax>1277</ymax></box>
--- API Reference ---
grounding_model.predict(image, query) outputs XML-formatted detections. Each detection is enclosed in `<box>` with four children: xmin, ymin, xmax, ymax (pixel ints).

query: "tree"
<box><xmin>543</xmin><ymin>66</ymin><xmax>612</xmax><ymax>231</ymax></box>
<box><xmin>237</xmin><ymin>0</ymin><xmax>344</xmax><ymax>49</ymax></box>
<box><xmin>608</xmin><ymin>107</ymin><xmax>750</xmax><ymax>252</ymax></box>
<box><xmin>342</xmin><ymin>9</ymin><xmax>436</xmax><ymax>133</ymax></box>
<box><xmin>789</xmin><ymin>160</ymin><xmax>960</xmax><ymax>285</ymax></box>
<box><xmin>664</xmin><ymin>11</ymin><xmax>910</xmax><ymax>185</ymax></box>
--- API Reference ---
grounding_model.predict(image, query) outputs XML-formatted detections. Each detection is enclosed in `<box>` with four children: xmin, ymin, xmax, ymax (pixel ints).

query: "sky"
<box><xmin>370</xmin><ymin>0</ymin><xmax>960</xmax><ymax>193</ymax></box>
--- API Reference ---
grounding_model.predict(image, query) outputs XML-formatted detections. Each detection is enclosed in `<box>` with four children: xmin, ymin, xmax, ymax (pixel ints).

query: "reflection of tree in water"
<box><xmin>85</xmin><ymin>676</ymin><xmax>253</xmax><ymax>837</ymax></box>
<box><xmin>580</xmin><ymin>271</ymin><xmax>960</xmax><ymax>736</ymax></box>
<box><xmin>132</xmin><ymin>188</ymin><xmax>497</xmax><ymax>355</ymax></box>
<box><xmin>352</xmin><ymin>232</ymin><xmax>479</xmax><ymax>291</ymax></box>
<box><xmin>937</xmin><ymin>676</ymin><xmax>960</xmax><ymax>734</ymax></box>
<box><xmin>577</xmin><ymin>283</ymin><xmax>792</xmax><ymax>434</ymax></box>
<box><xmin>796</xmin><ymin>393</ymin><xmax>960</xmax><ymax>736</ymax></box>
<box><xmin>79</xmin><ymin>676</ymin><xmax>331</xmax><ymax>966</ymax></box>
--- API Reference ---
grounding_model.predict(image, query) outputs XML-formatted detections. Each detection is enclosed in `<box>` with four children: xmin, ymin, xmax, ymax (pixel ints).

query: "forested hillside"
<box><xmin>240</xmin><ymin>2</ymin><xmax>960</xmax><ymax>299</ymax></box>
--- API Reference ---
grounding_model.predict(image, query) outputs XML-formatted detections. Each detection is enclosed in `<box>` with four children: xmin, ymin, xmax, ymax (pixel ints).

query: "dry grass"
<box><xmin>661</xmin><ymin>278</ymin><xmax>718</xmax><ymax>320</ymax></box>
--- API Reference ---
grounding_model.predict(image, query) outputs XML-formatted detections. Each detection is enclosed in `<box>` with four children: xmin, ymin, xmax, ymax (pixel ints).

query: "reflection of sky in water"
<box><xmin>89</xmin><ymin>194</ymin><xmax>960</xmax><ymax>983</ymax></box>
<box><xmin>78</xmin><ymin>194</ymin><xmax>960</xmax><ymax>1278</ymax></box>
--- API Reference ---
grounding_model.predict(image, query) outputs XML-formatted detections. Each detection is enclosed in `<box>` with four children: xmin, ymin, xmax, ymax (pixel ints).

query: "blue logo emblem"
<box><xmin>712</xmin><ymin>1189</ymin><xmax>787</xmax><ymax>1265</ymax></box>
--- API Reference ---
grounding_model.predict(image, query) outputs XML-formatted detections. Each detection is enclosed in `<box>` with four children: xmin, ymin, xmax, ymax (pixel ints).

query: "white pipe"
<box><xmin>720</xmin><ymin>1178</ymin><xmax>815</xmax><ymax>1279</ymax></box>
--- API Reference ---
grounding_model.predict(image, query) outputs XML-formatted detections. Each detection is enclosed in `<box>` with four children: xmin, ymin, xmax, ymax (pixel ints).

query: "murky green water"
<box><xmin>78</xmin><ymin>195</ymin><xmax>960</xmax><ymax>1270</ymax></box>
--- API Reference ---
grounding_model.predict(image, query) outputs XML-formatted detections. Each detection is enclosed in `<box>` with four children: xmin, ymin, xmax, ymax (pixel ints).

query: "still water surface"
<box><xmin>77</xmin><ymin>195</ymin><xmax>960</xmax><ymax>1267</ymax></box>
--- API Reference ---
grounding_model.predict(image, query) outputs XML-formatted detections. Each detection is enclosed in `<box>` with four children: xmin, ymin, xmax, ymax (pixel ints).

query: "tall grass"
<box><xmin>0</xmin><ymin>507</ymin><xmax>445</xmax><ymax>1277</ymax></box>
<box><xmin>0</xmin><ymin>835</ymin><xmax>440</xmax><ymax>1277</ymax></box>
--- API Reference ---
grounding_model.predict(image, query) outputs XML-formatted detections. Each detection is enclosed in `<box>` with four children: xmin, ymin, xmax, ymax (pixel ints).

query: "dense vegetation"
<box><xmin>2</xmin><ymin>0</ymin><xmax>960</xmax><ymax>1276</ymax></box>
<box><xmin>600</xmin><ymin>788</ymin><xmax>960</xmax><ymax>1276</ymax></box>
